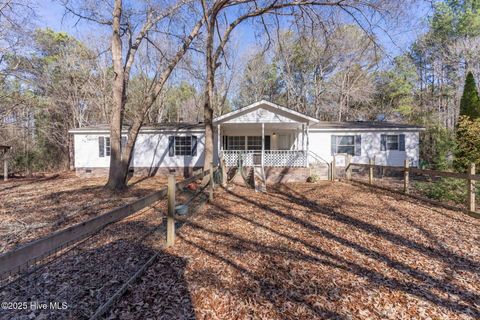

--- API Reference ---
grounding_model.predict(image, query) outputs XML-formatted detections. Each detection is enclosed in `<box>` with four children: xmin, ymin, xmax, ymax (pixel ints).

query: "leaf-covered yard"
<box><xmin>110</xmin><ymin>181</ymin><xmax>480</xmax><ymax>320</ymax></box>
<box><xmin>0</xmin><ymin>173</ymin><xmax>169</xmax><ymax>252</ymax></box>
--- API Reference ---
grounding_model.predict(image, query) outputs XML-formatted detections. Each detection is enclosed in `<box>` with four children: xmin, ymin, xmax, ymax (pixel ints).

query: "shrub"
<box><xmin>307</xmin><ymin>175</ymin><xmax>320</xmax><ymax>183</ymax></box>
<box><xmin>454</xmin><ymin>116</ymin><xmax>480</xmax><ymax>171</ymax></box>
<box><xmin>420</xmin><ymin>125</ymin><xmax>456</xmax><ymax>170</ymax></box>
<box><xmin>414</xmin><ymin>177</ymin><xmax>480</xmax><ymax>204</ymax></box>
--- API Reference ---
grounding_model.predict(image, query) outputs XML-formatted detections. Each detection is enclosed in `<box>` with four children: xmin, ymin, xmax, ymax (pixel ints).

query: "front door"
<box><xmin>278</xmin><ymin>134</ymin><xmax>293</xmax><ymax>150</ymax></box>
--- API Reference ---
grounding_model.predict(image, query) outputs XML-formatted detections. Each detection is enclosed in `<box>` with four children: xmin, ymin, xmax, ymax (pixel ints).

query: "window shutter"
<box><xmin>380</xmin><ymin>134</ymin><xmax>387</xmax><ymax>151</ymax></box>
<box><xmin>168</xmin><ymin>136</ymin><xmax>174</xmax><ymax>157</ymax></box>
<box><xmin>121</xmin><ymin>136</ymin><xmax>127</xmax><ymax>149</ymax></box>
<box><xmin>355</xmin><ymin>135</ymin><xmax>362</xmax><ymax>156</ymax></box>
<box><xmin>331</xmin><ymin>135</ymin><xmax>336</xmax><ymax>156</ymax></box>
<box><xmin>99</xmin><ymin>136</ymin><xmax>105</xmax><ymax>157</ymax></box>
<box><xmin>399</xmin><ymin>134</ymin><xmax>406</xmax><ymax>151</ymax></box>
<box><xmin>191</xmin><ymin>136</ymin><xmax>197</xmax><ymax>156</ymax></box>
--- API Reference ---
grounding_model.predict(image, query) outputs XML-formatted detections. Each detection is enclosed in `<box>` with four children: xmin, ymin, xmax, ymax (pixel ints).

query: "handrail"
<box><xmin>308</xmin><ymin>150</ymin><xmax>330</xmax><ymax>166</ymax></box>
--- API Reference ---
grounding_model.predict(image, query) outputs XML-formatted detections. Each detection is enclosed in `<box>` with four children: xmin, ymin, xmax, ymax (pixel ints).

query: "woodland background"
<box><xmin>1</xmin><ymin>0</ymin><xmax>480</xmax><ymax>178</ymax></box>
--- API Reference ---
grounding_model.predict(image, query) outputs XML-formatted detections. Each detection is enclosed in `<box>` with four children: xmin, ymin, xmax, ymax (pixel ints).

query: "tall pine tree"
<box><xmin>459</xmin><ymin>71</ymin><xmax>480</xmax><ymax>119</ymax></box>
<box><xmin>456</xmin><ymin>72</ymin><xmax>480</xmax><ymax>171</ymax></box>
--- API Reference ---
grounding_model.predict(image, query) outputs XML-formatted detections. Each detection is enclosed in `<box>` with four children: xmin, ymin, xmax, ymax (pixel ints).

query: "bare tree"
<box><xmin>63</xmin><ymin>0</ymin><xmax>205</xmax><ymax>190</ymax></box>
<box><xmin>200</xmin><ymin>0</ymin><xmax>403</xmax><ymax>171</ymax></box>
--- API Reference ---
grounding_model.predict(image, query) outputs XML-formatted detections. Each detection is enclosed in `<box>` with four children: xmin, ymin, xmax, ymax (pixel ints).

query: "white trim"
<box><xmin>213</xmin><ymin>100</ymin><xmax>319</xmax><ymax>124</ymax></box>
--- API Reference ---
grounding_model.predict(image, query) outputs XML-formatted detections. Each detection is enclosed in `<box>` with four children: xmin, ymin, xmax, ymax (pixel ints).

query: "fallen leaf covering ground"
<box><xmin>0</xmin><ymin>199</ymin><xmax>166</xmax><ymax>320</ymax></box>
<box><xmin>350</xmin><ymin>169</ymin><xmax>480</xmax><ymax>212</ymax></box>
<box><xmin>0</xmin><ymin>172</ymin><xmax>169</xmax><ymax>252</ymax></box>
<box><xmin>109</xmin><ymin>181</ymin><xmax>480</xmax><ymax>320</ymax></box>
<box><xmin>0</xmin><ymin>187</ymin><xmax>202</xmax><ymax>320</ymax></box>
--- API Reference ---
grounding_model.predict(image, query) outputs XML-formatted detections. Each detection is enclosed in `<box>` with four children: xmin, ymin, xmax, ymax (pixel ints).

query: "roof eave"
<box><xmin>213</xmin><ymin>100</ymin><xmax>320</xmax><ymax>124</ymax></box>
<box><xmin>310</xmin><ymin>127</ymin><xmax>425</xmax><ymax>132</ymax></box>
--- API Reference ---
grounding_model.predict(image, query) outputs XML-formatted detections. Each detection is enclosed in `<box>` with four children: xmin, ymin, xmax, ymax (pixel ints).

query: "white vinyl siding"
<box><xmin>310</xmin><ymin>131</ymin><xmax>419</xmax><ymax>167</ymax></box>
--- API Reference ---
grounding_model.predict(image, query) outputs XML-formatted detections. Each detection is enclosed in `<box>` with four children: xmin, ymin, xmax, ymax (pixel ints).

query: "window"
<box><xmin>168</xmin><ymin>136</ymin><xmax>197</xmax><ymax>156</ymax></box>
<box><xmin>386</xmin><ymin>135</ymin><xmax>399</xmax><ymax>150</ymax></box>
<box><xmin>337</xmin><ymin>136</ymin><xmax>355</xmax><ymax>155</ymax></box>
<box><xmin>381</xmin><ymin>134</ymin><xmax>405</xmax><ymax>151</ymax></box>
<box><xmin>99</xmin><ymin>136</ymin><xmax>111</xmax><ymax>157</ymax></box>
<box><xmin>247</xmin><ymin>136</ymin><xmax>262</xmax><ymax>150</ymax></box>
<box><xmin>224</xmin><ymin>136</ymin><xmax>245</xmax><ymax>150</ymax></box>
<box><xmin>331</xmin><ymin>135</ymin><xmax>361</xmax><ymax>156</ymax></box>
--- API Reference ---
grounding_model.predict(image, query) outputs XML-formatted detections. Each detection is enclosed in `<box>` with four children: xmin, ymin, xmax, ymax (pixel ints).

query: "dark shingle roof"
<box><xmin>69</xmin><ymin>122</ymin><xmax>204</xmax><ymax>132</ymax></box>
<box><xmin>311</xmin><ymin>121</ymin><xmax>424</xmax><ymax>130</ymax></box>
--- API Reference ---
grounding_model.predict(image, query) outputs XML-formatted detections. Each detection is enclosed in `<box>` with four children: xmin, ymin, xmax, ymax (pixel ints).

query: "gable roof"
<box><xmin>213</xmin><ymin>100</ymin><xmax>319</xmax><ymax>124</ymax></box>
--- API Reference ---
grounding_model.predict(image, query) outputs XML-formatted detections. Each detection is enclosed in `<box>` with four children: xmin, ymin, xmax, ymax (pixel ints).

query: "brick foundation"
<box><xmin>264</xmin><ymin>167</ymin><xmax>310</xmax><ymax>183</ymax></box>
<box><xmin>76</xmin><ymin>166</ymin><xmax>314</xmax><ymax>183</ymax></box>
<box><xmin>75</xmin><ymin>168</ymin><xmax>110</xmax><ymax>177</ymax></box>
<box><xmin>229</xmin><ymin>166</ymin><xmax>311</xmax><ymax>184</ymax></box>
<box><xmin>75</xmin><ymin>167</ymin><xmax>203</xmax><ymax>178</ymax></box>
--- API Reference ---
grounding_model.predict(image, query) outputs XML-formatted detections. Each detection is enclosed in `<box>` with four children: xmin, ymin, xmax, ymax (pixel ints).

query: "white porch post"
<box><xmin>306</xmin><ymin>123</ymin><xmax>310</xmax><ymax>167</ymax></box>
<box><xmin>295</xmin><ymin>127</ymin><xmax>299</xmax><ymax>150</ymax></box>
<box><xmin>301</xmin><ymin>123</ymin><xmax>305</xmax><ymax>151</ymax></box>
<box><xmin>261</xmin><ymin>123</ymin><xmax>265</xmax><ymax>167</ymax></box>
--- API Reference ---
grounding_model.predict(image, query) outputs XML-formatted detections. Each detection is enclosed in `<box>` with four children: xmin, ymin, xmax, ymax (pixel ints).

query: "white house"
<box><xmin>69</xmin><ymin>100</ymin><xmax>424</xmax><ymax>182</ymax></box>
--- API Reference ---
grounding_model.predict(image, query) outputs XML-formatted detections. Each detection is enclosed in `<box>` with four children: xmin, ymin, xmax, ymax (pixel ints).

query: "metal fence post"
<box><xmin>404</xmin><ymin>159</ymin><xmax>410</xmax><ymax>194</ymax></box>
<box><xmin>346</xmin><ymin>154</ymin><xmax>352</xmax><ymax>181</ymax></box>
<box><xmin>468</xmin><ymin>163</ymin><xmax>476</xmax><ymax>212</ymax></box>
<box><xmin>167</xmin><ymin>174</ymin><xmax>175</xmax><ymax>247</ymax></box>
<box><xmin>369</xmin><ymin>158</ymin><xmax>374</xmax><ymax>185</ymax></box>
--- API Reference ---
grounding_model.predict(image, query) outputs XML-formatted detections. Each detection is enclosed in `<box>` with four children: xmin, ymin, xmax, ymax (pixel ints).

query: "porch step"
<box><xmin>253</xmin><ymin>166</ymin><xmax>267</xmax><ymax>193</ymax></box>
<box><xmin>309</xmin><ymin>163</ymin><xmax>330</xmax><ymax>180</ymax></box>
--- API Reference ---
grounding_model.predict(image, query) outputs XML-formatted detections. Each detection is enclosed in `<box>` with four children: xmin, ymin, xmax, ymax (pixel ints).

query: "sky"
<box><xmin>35</xmin><ymin>0</ymin><xmax>434</xmax><ymax>62</ymax></box>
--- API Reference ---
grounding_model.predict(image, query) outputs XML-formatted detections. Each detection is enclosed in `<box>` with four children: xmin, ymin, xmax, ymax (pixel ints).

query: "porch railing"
<box><xmin>222</xmin><ymin>150</ymin><xmax>307</xmax><ymax>167</ymax></box>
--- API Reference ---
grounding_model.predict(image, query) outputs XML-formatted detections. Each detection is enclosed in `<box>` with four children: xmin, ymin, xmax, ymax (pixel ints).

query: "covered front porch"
<box><xmin>213</xmin><ymin>100</ymin><xmax>319</xmax><ymax>169</ymax></box>
<box><xmin>217</xmin><ymin>122</ymin><xmax>310</xmax><ymax>167</ymax></box>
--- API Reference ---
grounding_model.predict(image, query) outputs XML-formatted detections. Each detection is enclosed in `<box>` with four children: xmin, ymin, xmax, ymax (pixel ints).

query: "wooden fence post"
<box><xmin>3</xmin><ymin>150</ymin><xmax>7</xmax><ymax>182</ymax></box>
<box><xmin>346</xmin><ymin>154</ymin><xmax>352</xmax><ymax>181</ymax></box>
<box><xmin>331</xmin><ymin>155</ymin><xmax>336</xmax><ymax>181</ymax></box>
<box><xmin>166</xmin><ymin>174</ymin><xmax>175</xmax><ymax>247</ymax></box>
<box><xmin>209</xmin><ymin>162</ymin><xmax>214</xmax><ymax>202</ymax></box>
<box><xmin>468</xmin><ymin>163</ymin><xmax>476</xmax><ymax>212</ymax></box>
<box><xmin>404</xmin><ymin>159</ymin><xmax>410</xmax><ymax>194</ymax></box>
<box><xmin>221</xmin><ymin>158</ymin><xmax>227</xmax><ymax>187</ymax></box>
<box><xmin>369</xmin><ymin>158</ymin><xmax>374</xmax><ymax>185</ymax></box>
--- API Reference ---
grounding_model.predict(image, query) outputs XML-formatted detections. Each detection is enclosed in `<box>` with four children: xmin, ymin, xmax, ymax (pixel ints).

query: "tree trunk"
<box><xmin>106</xmin><ymin>0</ymin><xmax>127</xmax><ymax>191</ymax></box>
<box><xmin>203</xmin><ymin>15</ymin><xmax>216</xmax><ymax>176</ymax></box>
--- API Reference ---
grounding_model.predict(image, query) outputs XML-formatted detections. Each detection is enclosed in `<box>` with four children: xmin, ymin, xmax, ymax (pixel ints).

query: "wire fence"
<box><xmin>0</xmin><ymin>166</ymin><xmax>220</xmax><ymax>319</ymax></box>
<box><xmin>0</xmin><ymin>168</ymin><xmax>215</xmax><ymax>286</ymax></box>
<box><xmin>344</xmin><ymin>161</ymin><xmax>479</xmax><ymax>216</ymax></box>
